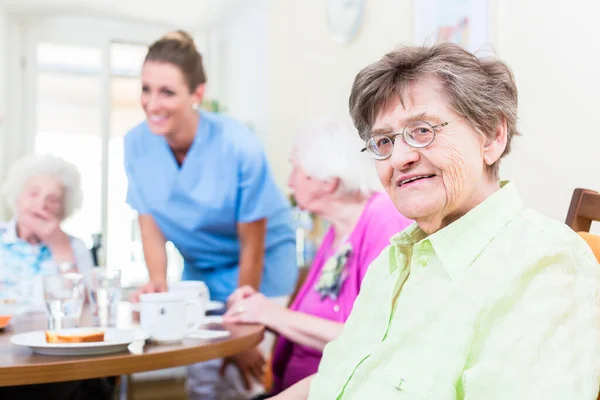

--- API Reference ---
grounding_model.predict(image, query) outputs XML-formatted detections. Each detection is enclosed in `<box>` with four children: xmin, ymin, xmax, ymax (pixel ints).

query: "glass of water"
<box><xmin>43</xmin><ymin>272</ymin><xmax>86</xmax><ymax>330</ymax></box>
<box><xmin>89</xmin><ymin>268</ymin><xmax>122</xmax><ymax>327</ymax></box>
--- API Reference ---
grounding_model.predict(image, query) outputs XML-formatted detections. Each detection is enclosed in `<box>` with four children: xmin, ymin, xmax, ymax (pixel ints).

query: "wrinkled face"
<box><xmin>372</xmin><ymin>76</ymin><xmax>499</xmax><ymax>232</ymax></box>
<box><xmin>18</xmin><ymin>175</ymin><xmax>65</xmax><ymax>219</ymax></box>
<box><xmin>141</xmin><ymin>61</ymin><xmax>203</xmax><ymax>136</ymax></box>
<box><xmin>287</xmin><ymin>155</ymin><xmax>335</xmax><ymax>214</ymax></box>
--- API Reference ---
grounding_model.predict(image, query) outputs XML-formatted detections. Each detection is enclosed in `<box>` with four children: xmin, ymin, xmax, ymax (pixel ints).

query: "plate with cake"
<box><xmin>10</xmin><ymin>328</ymin><xmax>149</xmax><ymax>356</ymax></box>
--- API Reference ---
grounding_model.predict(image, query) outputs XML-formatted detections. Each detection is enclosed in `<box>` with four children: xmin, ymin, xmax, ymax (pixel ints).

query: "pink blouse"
<box><xmin>270</xmin><ymin>192</ymin><xmax>413</xmax><ymax>393</ymax></box>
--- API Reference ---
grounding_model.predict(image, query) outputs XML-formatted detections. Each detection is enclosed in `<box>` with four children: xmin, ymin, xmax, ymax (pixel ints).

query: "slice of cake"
<box><xmin>45</xmin><ymin>330</ymin><xmax>105</xmax><ymax>343</ymax></box>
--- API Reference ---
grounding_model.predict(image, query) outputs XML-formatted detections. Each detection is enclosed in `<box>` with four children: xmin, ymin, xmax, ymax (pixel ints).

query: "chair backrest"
<box><xmin>578</xmin><ymin>232</ymin><xmax>600</xmax><ymax>262</ymax></box>
<box><xmin>565</xmin><ymin>188</ymin><xmax>600</xmax><ymax>264</ymax></box>
<box><xmin>565</xmin><ymin>189</ymin><xmax>600</xmax><ymax>400</ymax></box>
<box><xmin>565</xmin><ymin>188</ymin><xmax>600</xmax><ymax>232</ymax></box>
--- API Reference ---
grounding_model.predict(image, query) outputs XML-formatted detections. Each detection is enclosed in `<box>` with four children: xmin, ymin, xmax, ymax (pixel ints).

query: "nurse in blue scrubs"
<box><xmin>124</xmin><ymin>30</ymin><xmax>297</xmax><ymax>399</ymax></box>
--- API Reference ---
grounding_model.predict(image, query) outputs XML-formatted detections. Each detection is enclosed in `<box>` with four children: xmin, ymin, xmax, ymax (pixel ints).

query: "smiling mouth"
<box><xmin>397</xmin><ymin>174</ymin><xmax>436</xmax><ymax>187</ymax></box>
<box><xmin>149</xmin><ymin>115</ymin><xmax>168</xmax><ymax>124</ymax></box>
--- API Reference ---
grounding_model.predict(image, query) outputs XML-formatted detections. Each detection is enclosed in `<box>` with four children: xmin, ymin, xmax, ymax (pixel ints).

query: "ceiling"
<box><xmin>3</xmin><ymin>0</ymin><xmax>250</xmax><ymax>30</ymax></box>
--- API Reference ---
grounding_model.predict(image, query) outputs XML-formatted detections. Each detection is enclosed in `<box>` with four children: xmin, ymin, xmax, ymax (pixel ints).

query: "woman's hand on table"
<box><xmin>223</xmin><ymin>292</ymin><xmax>284</xmax><ymax>327</ymax></box>
<box><xmin>129</xmin><ymin>280</ymin><xmax>168</xmax><ymax>302</ymax></box>
<box><xmin>220</xmin><ymin>347</ymin><xmax>266</xmax><ymax>390</ymax></box>
<box><xmin>226</xmin><ymin>285</ymin><xmax>257</xmax><ymax>308</ymax></box>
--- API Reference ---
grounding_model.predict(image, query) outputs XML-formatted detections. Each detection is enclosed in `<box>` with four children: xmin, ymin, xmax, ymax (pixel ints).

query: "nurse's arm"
<box><xmin>139</xmin><ymin>214</ymin><xmax>168</xmax><ymax>286</ymax></box>
<box><xmin>237</xmin><ymin>218</ymin><xmax>266</xmax><ymax>290</ymax></box>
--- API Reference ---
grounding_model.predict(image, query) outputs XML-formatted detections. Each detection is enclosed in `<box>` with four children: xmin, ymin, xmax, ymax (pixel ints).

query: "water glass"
<box><xmin>89</xmin><ymin>268</ymin><xmax>122</xmax><ymax>327</ymax></box>
<box><xmin>43</xmin><ymin>272</ymin><xmax>86</xmax><ymax>330</ymax></box>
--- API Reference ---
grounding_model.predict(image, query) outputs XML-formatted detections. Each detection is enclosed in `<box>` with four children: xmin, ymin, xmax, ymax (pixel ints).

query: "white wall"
<box><xmin>214</xmin><ymin>0</ymin><xmax>269</xmax><ymax>140</ymax></box>
<box><xmin>0</xmin><ymin>7</ymin><xmax>8</xmax><ymax>218</ymax></box>
<box><xmin>24</xmin><ymin>14</ymin><xmax>173</xmax><ymax>46</ymax></box>
<box><xmin>0</xmin><ymin>8</ymin><xmax>5</xmax><ymax>132</ymax></box>
<box><xmin>258</xmin><ymin>0</ymin><xmax>598</xmax><ymax>226</ymax></box>
<box><xmin>267</xmin><ymin>0</ymin><xmax>412</xmax><ymax>190</ymax></box>
<box><xmin>495</xmin><ymin>0</ymin><xmax>600</xmax><ymax>225</ymax></box>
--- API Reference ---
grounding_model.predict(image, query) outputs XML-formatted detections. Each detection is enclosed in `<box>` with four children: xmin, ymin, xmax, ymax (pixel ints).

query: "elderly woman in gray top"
<box><xmin>0</xmin><ymin>153</ymin><xmax>93</xmax><ymax>305</ymax></box>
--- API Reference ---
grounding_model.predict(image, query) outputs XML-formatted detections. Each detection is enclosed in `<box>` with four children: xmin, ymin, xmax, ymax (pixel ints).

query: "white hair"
<box><xmin>2</xmin><ymin>154</ymin><xmax>83</xmax><ymax>220</ymax></box>
<box><xmin>293</xmin><ymin>116</ymin><xmax>382</xmax><ymax>197</ymax></box>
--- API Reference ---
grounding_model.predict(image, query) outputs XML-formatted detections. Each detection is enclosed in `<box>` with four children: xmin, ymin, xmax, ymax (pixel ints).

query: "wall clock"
<box><xmin>326</xmin><ymin>0</ymin><xmax>365</xmax><ymax>45</ymax></box>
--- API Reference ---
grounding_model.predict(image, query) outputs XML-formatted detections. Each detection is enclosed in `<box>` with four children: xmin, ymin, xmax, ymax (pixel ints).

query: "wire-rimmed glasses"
<box><xmin>360</xmin><ymin>120</ymin><xmax>459</xmax><ymax>160</ymax></box>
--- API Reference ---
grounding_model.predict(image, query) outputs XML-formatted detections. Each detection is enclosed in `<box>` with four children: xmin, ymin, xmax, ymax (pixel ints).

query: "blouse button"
<box><xmin>334</xmin><ymin>304</ymin><xmax>340</xmax><ymax>312</ymax></box>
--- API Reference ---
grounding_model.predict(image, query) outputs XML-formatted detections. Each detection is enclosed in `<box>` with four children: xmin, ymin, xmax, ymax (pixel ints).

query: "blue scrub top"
<box><xmin>124</xmin><ymin>111</ymin><xmax>297</xmax><ymax>302</ymax></box>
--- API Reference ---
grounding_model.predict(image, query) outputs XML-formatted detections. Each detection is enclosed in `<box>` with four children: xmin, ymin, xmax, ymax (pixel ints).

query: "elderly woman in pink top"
<box><xmin>224</xmin><ymin>118</ymin><xmax>412</xmax><ymax>397</ymax></box>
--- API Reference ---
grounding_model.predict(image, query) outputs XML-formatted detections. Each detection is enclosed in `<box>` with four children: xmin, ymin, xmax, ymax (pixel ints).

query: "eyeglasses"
<box><xmin>360</xmin><ymin>119</ymin><xmax>460</xmax><ymax>160</ymax></box>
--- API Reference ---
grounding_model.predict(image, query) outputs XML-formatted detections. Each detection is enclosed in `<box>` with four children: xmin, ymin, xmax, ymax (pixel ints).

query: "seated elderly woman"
<box><xmin>223</xmin><ymin>118</ymin><xmax>412</xmax><ymax>396</ymax></box>
<box><xmin>0</xmin><ymin>154</ymin><xmax>113</xmax><ymax>400</ymax></box>
<box><xmin>274</xmin><ymin>44</ymin><xmax>600</xmax><ymax>399</ymax></box>
<box><xmin>0</xmin><ymin>154</ymin><xmax>93</xmax><ymax>302</ymax></box>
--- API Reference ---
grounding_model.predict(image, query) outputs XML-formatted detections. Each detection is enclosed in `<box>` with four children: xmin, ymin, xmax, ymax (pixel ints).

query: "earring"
<box><xmin>192</xmin><ymin>103</ymin><xmax>199</xmax><ymax>110</ymax></box>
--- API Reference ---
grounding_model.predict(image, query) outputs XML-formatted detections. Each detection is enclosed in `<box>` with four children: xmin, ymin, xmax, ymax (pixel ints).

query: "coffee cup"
<box><xmin>169</xmin><ymin>281</ymin><xmax>209</xmax><ymax>325</ymax></box>
<box><xmin>139</xmin><ymin>292</ymin><xmax>200</xmax><ymax>343</ymax></box>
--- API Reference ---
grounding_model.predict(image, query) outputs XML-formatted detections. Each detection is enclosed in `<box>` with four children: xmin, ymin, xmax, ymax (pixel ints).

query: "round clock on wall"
<box><xmin>326</xmin><ymin>0</ymin><xmax>365</xmax><ymax>45</ymax></box>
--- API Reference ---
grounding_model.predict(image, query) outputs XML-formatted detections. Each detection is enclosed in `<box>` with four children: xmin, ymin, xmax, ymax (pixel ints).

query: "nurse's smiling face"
<box><xmin>141</xmin><ymin>61</ymin><xmax>204</xmax><ymax>137</ymax></box>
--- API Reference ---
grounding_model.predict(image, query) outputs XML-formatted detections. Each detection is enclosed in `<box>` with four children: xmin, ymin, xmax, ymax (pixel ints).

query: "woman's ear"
<box><xmin>192</xmin><ymin>84</ymin><xmax>206</xmax><ymax>107</ymax></box>
<box><xmin>324</xmin><ymin>177</ymin><xmax>340</xmax><ymax>195</ymax></box>
<box><xmin>483</xmin><ymin>118</ymin><xmax>508</xmax><ymax>166</ymax></box>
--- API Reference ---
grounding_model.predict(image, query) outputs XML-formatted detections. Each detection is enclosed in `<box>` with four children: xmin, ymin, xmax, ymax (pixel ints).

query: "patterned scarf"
<box><xmin>314</xmin><ymin>241</ymin><xmax>353</xmax><ymax>301</ymax></box>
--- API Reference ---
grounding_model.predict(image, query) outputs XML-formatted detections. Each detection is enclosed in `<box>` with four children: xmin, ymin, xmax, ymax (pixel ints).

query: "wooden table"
<box><xmin>0</xmin><ymin>309</ymin><xmax>264</xmax><ymax>386</ymax></box>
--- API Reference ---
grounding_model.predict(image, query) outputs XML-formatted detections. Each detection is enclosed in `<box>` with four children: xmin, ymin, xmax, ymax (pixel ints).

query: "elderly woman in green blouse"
<box><xmin>274</xmin><ymin>43</ymin><xmax>600</xmax><ymax>400</ymax></box>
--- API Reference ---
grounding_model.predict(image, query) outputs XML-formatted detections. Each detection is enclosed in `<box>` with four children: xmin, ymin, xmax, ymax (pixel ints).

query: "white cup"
<box><xmin>169</xmin><ymin>281</ymin><xmax>209</xmax><ymax>326</ymax></box>
<box><xmin>139</xmin><ymin>293</ymin><xmax>200</xmax><ymax>343</ymax></box>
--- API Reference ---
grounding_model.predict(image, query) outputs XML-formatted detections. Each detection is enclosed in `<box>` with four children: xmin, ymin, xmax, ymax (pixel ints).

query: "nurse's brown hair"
<box><xmin>144</xmin><ymin>30</ymin><xmax>207</xmax><ymax>93</ymax></box>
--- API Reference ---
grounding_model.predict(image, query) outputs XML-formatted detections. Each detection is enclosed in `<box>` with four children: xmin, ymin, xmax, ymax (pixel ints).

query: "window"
<box><xmin>34</xmin><ymin>42</ymin><xmax>183</xmax><ymax>287</ymax></box>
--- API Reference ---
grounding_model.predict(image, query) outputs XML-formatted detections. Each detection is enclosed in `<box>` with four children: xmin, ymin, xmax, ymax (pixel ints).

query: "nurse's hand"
<box><xmin>219</xmin><ymin>347</ymin><xmax>266</xmax><ymax>390</ymax></box>
<box><xmin>130</xmin><ymin>280</ymin><xmax>168</xmax><ymax>302</ymax></box>
<box><xmin>226</xmin><ymin>285</ymin><xmax>257</xmax><ymax>308</ymax></box>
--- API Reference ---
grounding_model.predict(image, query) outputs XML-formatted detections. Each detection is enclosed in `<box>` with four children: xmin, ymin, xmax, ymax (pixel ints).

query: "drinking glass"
<box><xmin>89</xmin><ymin>268</ymin><xmax>122</xmax><ymax>327</ymax></box>
<box><xmin>43</xmin><ymin>272</ymin><xmax>86</xmax><ymax>330</ymax></box>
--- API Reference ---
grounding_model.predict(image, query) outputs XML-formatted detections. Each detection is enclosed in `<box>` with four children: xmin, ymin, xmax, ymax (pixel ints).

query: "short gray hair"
<box><xmin>293</xmin><ymin>117</ymin><xmax>382</xmax><ymax>197</ymax></box>
<box><xmin>349</xmin><ymin>42</ymin><xmax>519</xmax><ymax>179</ymax></box>
<box><xmin>2</xmin><ymin>154</ymin><xmax>83</xmax><ymax>220</ymax></box>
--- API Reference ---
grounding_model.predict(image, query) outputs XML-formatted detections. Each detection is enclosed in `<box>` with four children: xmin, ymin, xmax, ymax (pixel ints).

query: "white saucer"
<box><xmin>10</xmin><ymin>328</ymin><xmax>149</xmax><ymax>356</ymax></box>
<box><xmin>203</xmin><ymin>315</ymin><xmax>224</xmax><ymax>324</ymax></box>
<box><xmin>206</xmin><ymin>300</ymin><xmax>225</xmax><ymax>312</ymax></box>
<box><xmin>129</xmin><ymin>300</ymin><xmax>225</xmax><ymax>312</ymax></box>
<box><xmin>186</xmin><ymin>329</ymin><xmax>230</xmax><ymax>340</ymax></box>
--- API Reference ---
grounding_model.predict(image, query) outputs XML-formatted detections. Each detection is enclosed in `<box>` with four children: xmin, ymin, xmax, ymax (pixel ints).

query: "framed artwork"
<box><xmin>413</xmin><ymin>0</ymin><xmax>490</xmax><ymax>54</ymax></box>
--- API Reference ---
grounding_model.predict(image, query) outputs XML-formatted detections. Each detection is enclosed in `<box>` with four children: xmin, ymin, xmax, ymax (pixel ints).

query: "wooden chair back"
<box><xmin>565</xmin><ymin>190</ymin><xmax>600</xmax><ymax>399</ymax></box>
<box><xmin>565</xmin><ymin>188</ymin><xmax>600</xmax><ymax>232</ymax></box>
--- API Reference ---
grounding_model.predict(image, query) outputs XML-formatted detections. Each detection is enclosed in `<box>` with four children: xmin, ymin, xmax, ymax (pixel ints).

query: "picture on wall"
<box><xmin>413</xmin><ymin>0</ymin><xmax>490</xmax><ymax>54</ymax></box>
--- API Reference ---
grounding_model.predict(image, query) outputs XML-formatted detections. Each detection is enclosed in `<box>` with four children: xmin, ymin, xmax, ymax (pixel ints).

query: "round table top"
<box><xmin>0</xmin><ymin>308</ymin><xmax>264</xmax><ymax>386</ymax></box>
